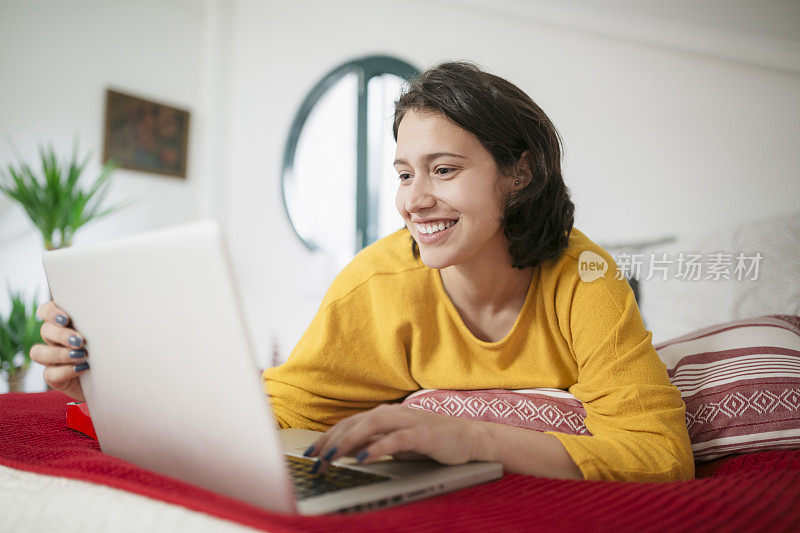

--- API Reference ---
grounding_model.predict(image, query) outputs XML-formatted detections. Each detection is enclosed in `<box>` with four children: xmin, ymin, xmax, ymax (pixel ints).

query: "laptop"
<box><xmin>41</xmin><ymin>220</ymin><xmax>503</xmax><ymax>515</ymax></box>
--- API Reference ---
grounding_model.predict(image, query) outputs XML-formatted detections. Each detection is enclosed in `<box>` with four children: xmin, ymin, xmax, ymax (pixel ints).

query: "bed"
<box><xmin>1</xmin><ymin>390</ymin><xmax>799</xmax><ymax>532</ymax></box>
<box><xmin>2</xmin><ymin>211</ymin><xmax>798</xmax><ymax>532</ymax></box>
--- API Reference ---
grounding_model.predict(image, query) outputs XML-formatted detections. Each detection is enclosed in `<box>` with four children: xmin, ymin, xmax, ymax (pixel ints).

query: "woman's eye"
<box><xmin>397</xmin><ymin>168</ymin><xmax>453</xmax><ymax>181</ymax></box>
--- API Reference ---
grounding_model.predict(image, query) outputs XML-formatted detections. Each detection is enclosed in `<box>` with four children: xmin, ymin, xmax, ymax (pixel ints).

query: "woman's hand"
<box><xmin>303</xmin><ymin>404</ymin><xmax>487</xmax><ymax>475</ymax></box>
<box><xmin>30</xmin><ymin>301</ymin><xmax>88</xmax><ymax>402</ymax></box>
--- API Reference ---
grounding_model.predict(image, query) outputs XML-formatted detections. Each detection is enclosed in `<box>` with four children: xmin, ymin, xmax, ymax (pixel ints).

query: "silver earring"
<box><xmin>514</xmin><ymin>179</ymin><xmax>520</xmax><ymax>186</ymax></box>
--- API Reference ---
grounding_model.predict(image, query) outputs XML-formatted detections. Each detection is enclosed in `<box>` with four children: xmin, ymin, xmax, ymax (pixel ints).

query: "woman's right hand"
<box><xmin>30</xmin><ymin>301</ymin><xmax>88</xmax><ymax>402</ymax></box>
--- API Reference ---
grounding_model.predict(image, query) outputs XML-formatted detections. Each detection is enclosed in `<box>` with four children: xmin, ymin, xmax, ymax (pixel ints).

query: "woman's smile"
<box><xmin>415</xmin><ymin>218</ymin><xmax>459</xmax><ymax>244</ymax></box>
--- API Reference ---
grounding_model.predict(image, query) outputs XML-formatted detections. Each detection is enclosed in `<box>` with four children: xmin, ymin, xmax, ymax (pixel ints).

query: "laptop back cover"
<box><xmin>42</xmin><ymin>221</ymin><xmax>297</xmax><ymax>514</ymax></box>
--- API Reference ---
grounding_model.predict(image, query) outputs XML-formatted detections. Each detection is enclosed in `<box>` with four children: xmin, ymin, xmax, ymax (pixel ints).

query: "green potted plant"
<box><xmin>0</xmin><ymin>287</ymin><xmax>43</xmax><ymax>392</ymax></box>
<box><xmin>0</xmin><ymin>138</ymin><xmax>132</xmax><ymax>392</ymax></box>
<box><xmin>0</xmin><ymin>139</ymin><xmax>128</xmax><ymax>250</ymax></box>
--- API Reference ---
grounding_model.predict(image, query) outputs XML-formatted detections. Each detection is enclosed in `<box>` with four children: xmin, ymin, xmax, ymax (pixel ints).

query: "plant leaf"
<box><xmin>1</xmin><ymin>139</ymin><xmax>127</xmax><ymax>248</ymax></box>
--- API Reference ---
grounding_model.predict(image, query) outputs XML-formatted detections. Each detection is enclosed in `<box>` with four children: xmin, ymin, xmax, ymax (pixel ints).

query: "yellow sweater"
<box><xmin>262</xmin><ymin>227</ymin><xmax>695</xmax><ymax>482</ymax></box>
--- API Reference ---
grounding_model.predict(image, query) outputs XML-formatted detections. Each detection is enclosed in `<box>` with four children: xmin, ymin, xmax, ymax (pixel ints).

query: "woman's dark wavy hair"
<box><xmin>393</xmin><ymin>60</ymin><xmax>574</xmax><ymax>270</ymax></box>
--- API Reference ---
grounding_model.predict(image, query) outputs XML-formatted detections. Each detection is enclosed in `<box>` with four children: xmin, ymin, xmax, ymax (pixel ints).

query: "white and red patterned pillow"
<box><xmin>401</xmin><ymin>387</ymin><xmax>590</xmax><ymax>436</ymax></box>
<box><xmin>655</xmin><ymin>314</ymin><xmax>800</xmax><ymax>461</ymax></box>
<box><xmin>402</xmin><ymin>315</ymin><xmax>800</xmax><ymax>463</ymax></box>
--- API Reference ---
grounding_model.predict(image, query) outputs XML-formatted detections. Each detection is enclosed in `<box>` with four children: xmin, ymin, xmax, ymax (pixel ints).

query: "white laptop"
<box><xmin>41</xmin><ymin>220</ymin><xmax>503</xmax><ymax>515</ymax></box>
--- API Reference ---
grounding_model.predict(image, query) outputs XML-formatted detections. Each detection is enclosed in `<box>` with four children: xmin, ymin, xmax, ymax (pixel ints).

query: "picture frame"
<box><xmin>103</xmin><ymin>89</ymin><xmax>190</xmax><ymax>179</ymax></box>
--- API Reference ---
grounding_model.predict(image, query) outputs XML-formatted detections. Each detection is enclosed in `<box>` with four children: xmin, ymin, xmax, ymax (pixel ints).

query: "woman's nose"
<box><xmin>403</xmin><ymin>177</ymin><xmax>436</xmax><ymax>213</ymax></box>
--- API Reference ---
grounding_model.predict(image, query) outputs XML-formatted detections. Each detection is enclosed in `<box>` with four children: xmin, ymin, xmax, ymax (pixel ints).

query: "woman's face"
<box><xmin>394</xmin><ymin>109</ymin><xmax>513</xmax><ymax>270</ymax></box>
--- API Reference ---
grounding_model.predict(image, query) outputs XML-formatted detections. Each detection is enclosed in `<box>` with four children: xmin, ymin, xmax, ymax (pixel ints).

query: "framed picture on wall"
<box><xmin>103</xmin><ymin>89</ymin><xmax>190</xmax><ymax>179</ymax></box>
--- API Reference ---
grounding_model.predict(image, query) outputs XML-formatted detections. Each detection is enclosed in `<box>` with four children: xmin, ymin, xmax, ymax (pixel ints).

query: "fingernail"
<box><xmin>355</xmin><ymin>450</ymin><xmax>369</xmax><ymax>463</ymax></box>
<box><xmin>55</xmin><ymin>315</ymin><xmax>69</xmax><ymax>326</ymax></box>
<box><xmin>323</xmin><ymin>446</ymin><xmax>337</xmax><ymax>461</ymax></box>
<box><xmin>69</xmin><ymin>349</ymin><xmax>87</xmax><ymax>359</ymax></box>
<box><xmin>303</xmin><ymin>445</ymin><xmax>315</xmax><ymax>457</ymax></box>
<box><xmin>310</xmin><ymin>459</ymin><xmax>321</xmax><ymax>475</ymax></box>
<box><xmin>74</xmin><ymin>362</ymin><xmax>90</xmax><ymax>373</ymax></box>
<box><xmin>68</xmin><ymin>336</ymin><xmax>82</xmax><ymax>348</ymax></box>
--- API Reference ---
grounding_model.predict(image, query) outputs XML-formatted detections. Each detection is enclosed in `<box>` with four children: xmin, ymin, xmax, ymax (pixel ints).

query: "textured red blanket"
<box><xmin>1</xmin><ymin>391</ymin><xmax>799</xmax><ymax>532</ymax></box>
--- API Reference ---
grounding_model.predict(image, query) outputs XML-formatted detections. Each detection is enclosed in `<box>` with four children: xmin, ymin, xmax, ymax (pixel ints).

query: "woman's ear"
<box><xmin>514</xmin><ymin>150</ymin><xmax>533</xmax><ymax>188</ymax></box>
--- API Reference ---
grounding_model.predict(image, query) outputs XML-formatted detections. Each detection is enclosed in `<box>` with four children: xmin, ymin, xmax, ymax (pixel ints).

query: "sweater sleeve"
<box><xmin>261</xmin><ymin>277</ymin><xmax>418</xmax><ymax>432</ymax></box>
<box><xmin>544</xmin><ymin>264</ymin><xmax>695</xmax><ymax>482</ymax></box>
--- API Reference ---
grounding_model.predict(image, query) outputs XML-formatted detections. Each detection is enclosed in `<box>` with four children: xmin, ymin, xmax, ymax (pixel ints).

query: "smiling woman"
<box><xmin>31</xmin><ymin>60</ymin><xmax>693</xmax><ymax>485</ymax></box>
<box><xmin>259</xmin><ymin>60</ymin><xmax>695</xmax><ymax>483</ymax></box>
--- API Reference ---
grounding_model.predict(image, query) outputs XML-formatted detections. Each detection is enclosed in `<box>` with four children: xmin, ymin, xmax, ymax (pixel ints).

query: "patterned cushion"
<box><xmin>401</xmin><ymin>388</ymin><xmax>590</xmax><ymax>436</ymax></box>
<box><xmin>655</xmin><ymin>314</ymin><xmax>800</xmax><ymax>461</ymax></box>
<box><xmin>402</xmin><ymin>315</ymin><xmax>800</xmax><ymax>464</ymax></box>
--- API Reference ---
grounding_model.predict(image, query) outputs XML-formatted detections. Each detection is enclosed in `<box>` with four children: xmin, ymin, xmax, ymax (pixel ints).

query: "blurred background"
<box><xmin>1</xmin><ymin>0</ymin><xmax>799</xmax><ymax>392</ymax></box>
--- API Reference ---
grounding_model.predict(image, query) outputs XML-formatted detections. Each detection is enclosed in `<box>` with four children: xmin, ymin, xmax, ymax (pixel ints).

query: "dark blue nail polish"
<box><xmin>55</xmin><ymin>315</ymin><xmax>69</xmax><ymax>326</ymax></box>
<box><xmin>303</xmin><ymin>445</ymin><xmax>315</xmax><ymax>457</ymax></box>
<box><xmin>356</xmin><ymin>451</ymin><xmax>369</xmax><ymax>463</ymax></box>
<box><xmin>310</xmin><ymin>459</ymin><xmax>321</xmax><ymax>475</ymax></box>
<box><xmin>69</xmin><ymin>349</ymin><xmax>87</xmax><ymax>359</ymax></box>
<box><xmin>323</xmin><ymin>446</ymin><xmax>337</xmax><ymax>462</ymax></box>
<box><xmin>68</xmin><ymin>336</ymin><xmax>82</xmax><ymax>348</ymax></box>
<box><xmin>74</xmin><ymin>362</ymin><xmax>90</xmax><ymax>373</ymax></box>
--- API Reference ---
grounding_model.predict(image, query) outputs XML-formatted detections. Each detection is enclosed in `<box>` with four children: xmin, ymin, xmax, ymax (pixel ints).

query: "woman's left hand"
<box><xmin>304</xmin><ymin>404</ymin><xmax>486</xmax><ymax>474</ymax></box>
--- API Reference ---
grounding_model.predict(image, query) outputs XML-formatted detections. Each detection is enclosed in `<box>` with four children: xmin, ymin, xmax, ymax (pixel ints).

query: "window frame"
<box><xmin>280</xmin><ymin>55</ymin><xmax>419</xmax><ymax>253</ymax></box>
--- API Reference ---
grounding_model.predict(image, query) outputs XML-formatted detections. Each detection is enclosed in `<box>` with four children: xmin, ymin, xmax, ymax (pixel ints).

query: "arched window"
<box><xmin>281</xmin><ymin>55</ymin><xmax>419</xmax><ymax>262</ymax></box>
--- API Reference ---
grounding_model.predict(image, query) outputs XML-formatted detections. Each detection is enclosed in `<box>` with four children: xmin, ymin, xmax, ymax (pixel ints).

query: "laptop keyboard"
<box><xmin>285</xmin><ymin>455</ymin><xmax>391</xmax><ymax>500</ymax></box>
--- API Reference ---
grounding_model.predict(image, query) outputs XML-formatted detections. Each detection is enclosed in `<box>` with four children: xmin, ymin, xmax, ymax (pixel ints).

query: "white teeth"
<box><xmin>416</xmin><ymin>220</ymin><xmax>457</xmax><ymax>235</ymax></box>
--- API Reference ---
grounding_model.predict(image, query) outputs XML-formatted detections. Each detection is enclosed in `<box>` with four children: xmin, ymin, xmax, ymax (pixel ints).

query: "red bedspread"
<box><xmin>1</xmin><ymin>391</ymin><xmax>799</xmax><ymax>532</ymax></box>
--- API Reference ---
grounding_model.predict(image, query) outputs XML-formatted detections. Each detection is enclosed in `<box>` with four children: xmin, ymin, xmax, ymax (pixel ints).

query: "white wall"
<box><xmin>224</xmin><ymin>0</ymin><xmax>800</xmax><ymax>367</ymax></box>
<box><xmin>0</xmin><ymin>0</ymin><xmax>225</xmax><ymax>391</ymax></box>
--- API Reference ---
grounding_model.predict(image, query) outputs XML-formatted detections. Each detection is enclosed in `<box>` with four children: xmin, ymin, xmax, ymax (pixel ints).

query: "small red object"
<box><xmin>66</xmin><ymin>401</ymin><xmax>98</xmax><ymax>440</ymax></box>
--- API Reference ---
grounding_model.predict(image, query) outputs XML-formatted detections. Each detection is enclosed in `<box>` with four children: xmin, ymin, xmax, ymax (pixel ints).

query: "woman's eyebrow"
<box><xmin>393</xmin><ymin>152</ymin><xmax>468</xmax><ymax>166</ymax></box>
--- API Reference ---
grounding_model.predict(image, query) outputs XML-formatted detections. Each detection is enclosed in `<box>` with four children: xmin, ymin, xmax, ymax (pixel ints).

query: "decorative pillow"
<box><xmin>655</xmin><ymin>314</ymin><xmax>800</xmax><ymax>461</ymax></box>
<box><xmin>401</xmin><ymin>388</ymin><xmax>590</xmax><ymax>436</ymax></box>
<box><xmin>403</xmin><ymin>314</ymin><xmax>800</xmax><ymax>463</ymax></box>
